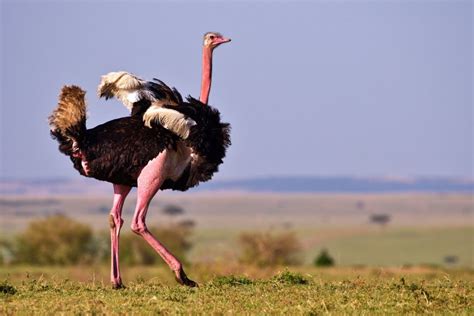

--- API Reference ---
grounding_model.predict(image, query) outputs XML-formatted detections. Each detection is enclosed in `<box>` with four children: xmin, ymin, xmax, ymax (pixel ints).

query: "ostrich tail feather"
<box><xmin>48</xmin><ymin>85</ymin><xmax>87</xmax><ymax>156</ymax></box>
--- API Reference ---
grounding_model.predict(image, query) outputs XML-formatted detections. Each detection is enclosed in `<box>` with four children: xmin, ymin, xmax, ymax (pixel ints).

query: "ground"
<box><xmin>1</xmin><ymin>193</ymin><xmax>472</xmax><ymax>313</ymax></box>
<box><xmin>1</xmin><ymin>266</ymin><xmax>473</xmax><ymax>314</ymax></box>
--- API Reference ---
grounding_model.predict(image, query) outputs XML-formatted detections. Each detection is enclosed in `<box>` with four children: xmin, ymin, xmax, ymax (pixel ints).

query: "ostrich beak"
<box><xmin>217</xmin><ymin>37</ymin><xmax>231</xmax><ymax>44</ymax></box>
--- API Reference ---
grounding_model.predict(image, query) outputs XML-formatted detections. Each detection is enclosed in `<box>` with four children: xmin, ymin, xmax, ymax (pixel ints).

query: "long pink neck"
<box><xmin>200</xmin><ymin>47</ymin><xmax>213</xmax><ymax>104</ymax></box>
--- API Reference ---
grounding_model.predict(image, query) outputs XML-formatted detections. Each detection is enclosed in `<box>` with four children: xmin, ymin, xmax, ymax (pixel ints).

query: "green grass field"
<box><xmin>1</xmin><ymin>266</ymin><xmax>473</xmax><ymax>314</ymax></box>
<box><xmin>1</xmin><ymin>193</ymin><xmax>472</xmax><ymax>313</ymax></box>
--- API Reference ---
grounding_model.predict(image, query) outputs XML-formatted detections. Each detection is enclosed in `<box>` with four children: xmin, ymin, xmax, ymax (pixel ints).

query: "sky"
<box><xmin>1</xmin><ymin>0</ymin><xmax>472</xmax><ymax>180</ymax></box>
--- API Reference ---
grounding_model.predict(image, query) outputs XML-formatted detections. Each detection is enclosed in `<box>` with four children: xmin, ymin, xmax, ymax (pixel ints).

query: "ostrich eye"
<box><xmin>209</xmin><ymin>35</ymin><xmax>215</xmax><ymax>40</ymax></box>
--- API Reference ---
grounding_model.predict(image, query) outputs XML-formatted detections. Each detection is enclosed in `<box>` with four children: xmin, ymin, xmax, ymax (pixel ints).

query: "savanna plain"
<box><xmin>1</xmin><ymin>192</ymin><xmax>473</xmax><ymax>314</ymax></box>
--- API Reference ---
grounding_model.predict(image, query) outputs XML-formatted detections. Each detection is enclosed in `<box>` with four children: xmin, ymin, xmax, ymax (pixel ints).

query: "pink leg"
<box><xmin>130</xmin><ymin>153</ymin><xmax>197</xmax><ymax>287</ymax></box>
<box><xmin>109</xmin><ymin>184</ymin><xmax>131</xmax><ymax>289</ymax></box>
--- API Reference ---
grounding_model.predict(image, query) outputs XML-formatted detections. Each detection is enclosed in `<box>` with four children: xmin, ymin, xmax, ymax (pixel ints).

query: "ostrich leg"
<box><xmin>109</xmin><ymin>184</ymin><xmax>131</xmax><ymax>289</ymax></box>
<box><xmin>130</xmin><ymin>153</ymin><xmax>197</xmax><ymax>287</ymax></box>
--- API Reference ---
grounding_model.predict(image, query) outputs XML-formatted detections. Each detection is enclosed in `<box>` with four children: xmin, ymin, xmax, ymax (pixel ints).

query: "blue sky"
<box><xmin>1</xmin><ymin>0</ymin><xmax>472</xmax><ymax>180</ymax></box>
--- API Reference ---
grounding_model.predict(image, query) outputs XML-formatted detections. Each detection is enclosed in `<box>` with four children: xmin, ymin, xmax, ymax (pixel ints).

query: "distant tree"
<box><xmin>98</xmin><ymin>205</ymin><xmax>110</xmax><ymax>214</ymax></box>
<box><xmin>313</xmin><ymin>249</ymin><xmax>335</xmax><ymax>267</ymax></box>
<box><xmin>177</xmin><ymin>219</ymin><xmax>196</xmax><ymax>229</ymax></box>
<box><xmin>370</xmin><ymin>214</ymin><xmax>391</xmax><ymax>226</ymax></box>
<box><xmin>443</xmin><ymin>255</ymin><xmax>459</xmax><ymax>265</ymax></box>
<box><xmin>162</xmin><ymin>204</ymin><xmax>185</xmax><ymax>216</ymax></box>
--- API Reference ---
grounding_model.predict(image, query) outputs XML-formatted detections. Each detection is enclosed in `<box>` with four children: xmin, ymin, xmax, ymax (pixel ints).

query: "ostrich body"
<box><xmin>49</xmin><ymin>33</ymin><xmax>231</xmax><ymax>288</ymax></box>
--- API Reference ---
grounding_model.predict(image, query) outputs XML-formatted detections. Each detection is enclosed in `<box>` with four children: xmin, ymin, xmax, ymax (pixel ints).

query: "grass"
<box><xmin>305</xmin><ymin>226</ymin><xmax>474</xmax><ymax>267</ymax></box>
<box><xmin>1</xmin><ymin>266</ymin><xmax>473</xmax><ymax>314</ymax></box>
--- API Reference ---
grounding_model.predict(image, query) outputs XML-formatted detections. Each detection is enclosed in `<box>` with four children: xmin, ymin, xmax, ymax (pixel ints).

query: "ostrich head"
<box><xmin>203</xmin><ymin>32</ymin><xmax>231</xmax><ymax>50</ymax></box>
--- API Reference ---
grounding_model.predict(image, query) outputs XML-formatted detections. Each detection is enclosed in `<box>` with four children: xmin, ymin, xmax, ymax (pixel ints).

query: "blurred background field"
<box><xmin>1</xmin><ymin>191</ymin><xmax>472</xmax><ymax>271</ymax></box>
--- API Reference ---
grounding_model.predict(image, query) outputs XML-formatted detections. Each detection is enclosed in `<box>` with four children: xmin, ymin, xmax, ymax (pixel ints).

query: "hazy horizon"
<box><xmin>1</xmin><ymin>173</ymin><xmax>473</xmax><ymax>182</ymax></box>
<box><xmin>1</xmin><ymin>1</ymin><xmax>472</xmax><ymax>180</ymax></box>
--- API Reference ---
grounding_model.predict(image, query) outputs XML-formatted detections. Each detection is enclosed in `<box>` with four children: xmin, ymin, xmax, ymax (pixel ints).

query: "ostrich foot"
<box><xmin>112</xmin><ymin>281</ymin><xmax>125</xmax><ymax>290</ymax></box>
<box><xmin>174</xmin><ymin>267</ymin><xmax>198</xmax><ymax>287</ymax></box>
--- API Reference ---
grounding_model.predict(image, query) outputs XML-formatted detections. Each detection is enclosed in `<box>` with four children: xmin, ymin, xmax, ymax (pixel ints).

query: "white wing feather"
<box><xmin>97</xmin><ymin>71</ymin><xmax>146</xmax><ymax>111</ymax></box>
<box><xmin>143</xmin><ymin>104</ymin><xmax>196</xmax><ymax>139</ymax></box>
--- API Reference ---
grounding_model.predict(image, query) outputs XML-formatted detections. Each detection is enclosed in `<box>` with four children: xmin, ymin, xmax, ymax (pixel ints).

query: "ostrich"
<box><xmin>49</xmin><ymin>32</ymin><xmax>231</xmax><ymax>288</ymax></box>
<box><xmin>96</xmin><ymin>32</ymin><xmax>231</xmax><ymax>138</ymax></box>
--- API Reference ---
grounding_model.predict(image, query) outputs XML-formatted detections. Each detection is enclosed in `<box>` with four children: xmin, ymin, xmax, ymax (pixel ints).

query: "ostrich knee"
<box><xmin>131</xmin><ymin>218</ymin><xmax>147</xmax><ymax>235</ymax></box>
<box><xmin>130</xmin><ymin>198</ymin><xmax>152</xmax><ymax>235</ymax></box>
<box><xmin>109</xmin><ymin>213</ymin><xmax>123</xmax><ymax>230</ymax></box>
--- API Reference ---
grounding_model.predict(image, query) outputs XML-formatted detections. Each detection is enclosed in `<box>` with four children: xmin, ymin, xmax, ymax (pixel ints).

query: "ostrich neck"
<box><xmin>200</xmin><ymin>47</ymin><xmax>213</xmax><ymax>104</ymax></box>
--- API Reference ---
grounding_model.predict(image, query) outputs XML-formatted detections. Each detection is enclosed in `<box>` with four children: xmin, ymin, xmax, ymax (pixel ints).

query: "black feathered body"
<box><xmin>76</xmin><ymin>116</ymin><xmax>178</xmax><ymax>186</ymax></box>
<box><xmin>50</xmin><ymin>85</ymin><xmax>230</xmax><ymax>191</ymax></box>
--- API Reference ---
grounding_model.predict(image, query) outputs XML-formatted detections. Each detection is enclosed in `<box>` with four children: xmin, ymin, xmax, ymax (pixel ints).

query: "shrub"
<box><xmin>0</xmin><ymin>281</ymin><xmax>16</xmax><ymax>295</ymax></box>
<box><xmin>12</xmin><ymin>215</ymin><xmax>96</xmax><ymax>265</ymax></box>
<box><xmin>313</xmin><ymin>249</ymin><xmax>335</xmax><ymax>267</ymax></box>
<box><xmin>370</xmin><ymin>214</ymin><xmax>391</xmax><ymax>226</ymax></box>
<box><xmin>238</xmin><ymin>231</ymin><xmax>301</xmax><ymax>267</ymax></box>
<box><xmin>443</xmin><ymin>255</ymin><xmax>459</xmax><ymax>265</ymax></box>
<box><xmin>177</xmin><ymin>219</ymin><xmax>196</xmax><ymax>229</ymax></box>
<box><xmin>162</xmin><ymin>204</ymin><xmax>185</xmax><ymax>216</ymax></box>
<box><xmin>272</xmin><ymin>270</ymin><xmax>308</xmax><ymax>285</ymax></box>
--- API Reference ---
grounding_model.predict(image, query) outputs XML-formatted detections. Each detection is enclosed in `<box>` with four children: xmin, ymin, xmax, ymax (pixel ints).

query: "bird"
<box><xmin>48</xmin><ymin>32</ymin><xmax>231</xmax><ymax>289</ymax></box>
<box><xmin>97</xmin><ymin>32</ymin><xmax>231</xmax><ymax>139</ymax></box>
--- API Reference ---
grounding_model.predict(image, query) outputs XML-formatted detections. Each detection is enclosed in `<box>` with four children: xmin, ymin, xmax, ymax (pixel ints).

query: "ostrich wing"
<box><xmin>99</xmin><ymin>72</ymin><xmax>196</xmax><ymax>139</ymax></box>
<box><xmin>98</xmin><ymin>72</ymin><xmax>183</xmax><ymax>111</ymax></box>
<box><xmin>142</xmin><ymin>79</ymin><xmax>196</xmax><ymax>139</ymax></box>
<box><xmin>143</xmin><ymin>105</ymin><xmax>196</xmax><ymax>139</ymax></box>
<box><xmin>97</xmin><ymin>71</ymin><xmax>152</xmax><ymax>111</ymax></box>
